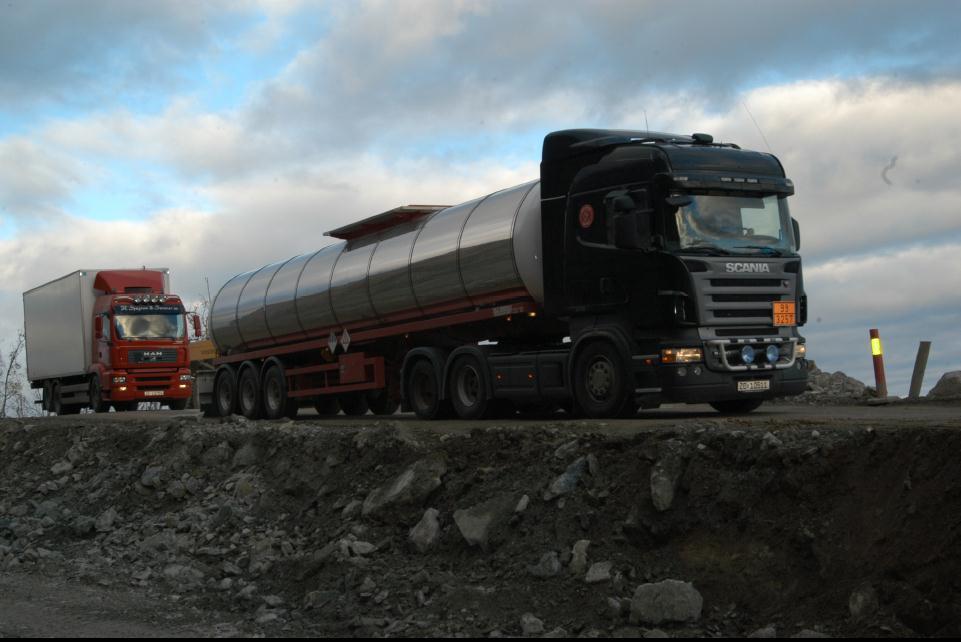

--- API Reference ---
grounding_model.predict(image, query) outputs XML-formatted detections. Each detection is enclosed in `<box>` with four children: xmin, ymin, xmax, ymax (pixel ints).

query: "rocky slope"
<box><xmin>2</xmin><ymin>414</ymin><xmax>960</xmax><ymax>637</ymax></box>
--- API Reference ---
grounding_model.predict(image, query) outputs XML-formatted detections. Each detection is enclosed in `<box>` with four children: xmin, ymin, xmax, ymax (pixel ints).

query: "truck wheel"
<box><xmin>406</xmin><ymin>359</ymin><xmax>453</xmax><ymax>420</ymax></box>
<box><xmin>213</xmin><ymin>368</ymin><xmax>237</xmax><ymax>417</ymax></box>
<box><xmin>367</xmin><ymin>389</ymin><xmax>399</xmax><ymax>416</ymax></box>
<box><xmin>449</xmin><ymin>355</ymin><xmax>489</xmax><ymax>420</ymax></box>
<box><xmin>89</xmin><ymin>377</ymin><xmax>109</xmax><ymax>413</ymax></box>
<box><xmin>60</xmin><ymin>403</ymin><xmax>82</xmax><ymax>415</ymax></box>
<box><xmin>168</xmin><ymin>399</ymin><xmax>189</xmax><ymax>411</ymax></box>
<box><xmin>262</xmin><ymin>364</ymin><xmax>293</xmax><ymax>420</ymax></box>
<box><xmin>710</xmin><ymin>399</ymin><xmax>763</xmax><ymax>414</ymax></box>
<box><xmin>572</xmin><ymin>341</ymin><xmax>635</xmax><ymax>419</ymax></box>
<box><xmin>313</xmin><ymin>396</ymin><xmax>340</xmax><ymax>416</ymax></box>
<box><xmin>237</xmin><ymin>365</ymin><xmax>263</xmax><ymax>419</ymax></box>
<box><xmin>47</xmin><ymin>381</ymin><xmax>60</xmax><ymax>414</ymax></box>
<box><xmin>339</xmin><ymin>392</ymin><xmax>369</xmax><ymax>416</ymax></box>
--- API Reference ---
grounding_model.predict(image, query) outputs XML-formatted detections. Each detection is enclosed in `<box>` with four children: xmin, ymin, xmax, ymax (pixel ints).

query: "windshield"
<box><xmin>673</xmin><ymin>193</ymin><xmax>795</xmax><ymax>255</ymax></box>
<box><xmin>114</xmin><ymin>313</ymin><xmax>185</xmax><ymax>340</ymax></box>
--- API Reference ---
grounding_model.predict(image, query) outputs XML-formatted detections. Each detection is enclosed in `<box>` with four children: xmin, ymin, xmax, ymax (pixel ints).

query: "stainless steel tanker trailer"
<box><xmin>198</xmin><ymin>129</ymin><xmax>808</xmax><ymax>420</ymax></box>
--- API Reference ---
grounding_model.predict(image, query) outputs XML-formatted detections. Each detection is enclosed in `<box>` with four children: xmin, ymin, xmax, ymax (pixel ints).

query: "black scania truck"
<box><xmin>203</xmin><ymin>128</ymin><xmax>807</xmax><ymax>422</ymax></box>
<box><xmin>539</xmin><ymin>129</ymin><xmax>807</xmax><ymax>417</ymax></box>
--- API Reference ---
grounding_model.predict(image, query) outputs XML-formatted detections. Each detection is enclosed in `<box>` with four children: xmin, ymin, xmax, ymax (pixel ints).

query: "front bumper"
<box><xmin>109</xmin><ymin>369</ymin><xmax>192</xmax><ymax>401</ymax></box>
<box><xmin>656</xmin><ymin>359</ymin><xmax>808</xmax><ymax>403</ymax></box>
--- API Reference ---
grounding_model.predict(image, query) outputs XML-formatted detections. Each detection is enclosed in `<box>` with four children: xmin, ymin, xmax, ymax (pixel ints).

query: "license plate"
<box><xmin>773</xmin><ymin>301</ymin><xmax>796</xmax><ymax>326</ymax></box>
<box><xmin>737</xmin><ymin>379</ymin><xmax>770</xmax><ymax>393</ymax></box>
<box><xmin>143</xmin><ymin>390</ymin><xmax>164</xmax><ymax>397</ymax></box>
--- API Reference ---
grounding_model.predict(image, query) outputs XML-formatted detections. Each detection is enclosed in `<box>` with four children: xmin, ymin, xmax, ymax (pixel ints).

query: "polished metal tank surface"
<box><xmin>210</xmin><ymin>181</ymin><xmax>544</xmax><ymax>354</ymax></box>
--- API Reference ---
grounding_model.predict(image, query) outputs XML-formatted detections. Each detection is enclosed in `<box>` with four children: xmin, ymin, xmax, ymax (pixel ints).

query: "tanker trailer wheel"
<box><xmin>339</xmin><ymin>392</ymin><xmax>369</xmax><ymax>416</ymax></box>
<box><xmin>89</xmin><ymin>376</ymin><xmax>109</xmax><ymax>413</ymax></box>
<box><xmin>367</xmin><ymin>389</ymin><xmax>399</xmax><ymax>416</ymax></box>
<box><xmin>406</xmin><ymin>359</ymin><xmax>453</xmax><ymax>420</ymax></box>
<box><xmin>213</xmin><ymin>367</ymin><xmax>238</xmax><ymax>417</ymax></box>
<box><xmin>313</xmin><ymin>396</ymin><xmax>340</xmax><ymax>416</ymax></box>
<box><xmin>262</xmin><ymin>363</ymin><xmax>297</xmax><ymax>420</ymax></box>
<box><xmin>237</xmin><ymin>363</ymin><xmax>264</xmax><ymax>420</ymax></box>
<box><xmin>572</xmin><ymin>341</ymin><xmax>636</xmax><ymax>419</ymax></box>
<box><xmin>449</xmin><ymin>355</ymin><xmax>490</xmax><ymax>420</ymax></box>
<box><xmin>709</xmin><ymin>398</ymin><xmax>764</xmax><ymax>414</ymax></box>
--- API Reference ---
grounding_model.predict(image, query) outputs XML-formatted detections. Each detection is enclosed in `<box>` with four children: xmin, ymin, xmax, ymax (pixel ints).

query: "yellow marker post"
<box><xmin>869</xmin><ymin>328</ymin><xmax>887</xmax><ymax>398</ymax></box>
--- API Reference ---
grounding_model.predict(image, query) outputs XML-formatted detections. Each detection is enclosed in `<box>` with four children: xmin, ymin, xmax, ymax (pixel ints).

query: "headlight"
<box><xmin>794</xmin><ymin>343</ymin><xmax>807</xmax><ymax>359</ymax></box>
<box><xmin>765</xmin><ymin>345</ymin><xmax>780</xmax><ymax>364</ymax></box>
<box><xmin>179</xmin><ymin>374</ymin><xmax>192</xmax><ymax>381</ymax></box>
<box><xmin>112</xmin><ymin>376</ymin><xmax>126</xmax><ymax>384</ymax></box>
<box><xmin>661</xmin><ymin>347</ymin><xmax>703</xmax><ymax>364</ymax></box>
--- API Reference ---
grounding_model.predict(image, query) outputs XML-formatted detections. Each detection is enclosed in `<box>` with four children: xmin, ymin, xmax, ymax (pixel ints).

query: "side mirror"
<box><xmin>192</xmin><ymin>314</ymin><xmax>202</xmax><ymax>338</ymax></box>
<box><xmin>94</xmin><ymin>316</ymin><xmax>103</xmax><ymax>339</ymax></box>
<box><xmin>792</xmin><ymin>217</ymin><xmax>801</xmax><ymax>251</ymax></box>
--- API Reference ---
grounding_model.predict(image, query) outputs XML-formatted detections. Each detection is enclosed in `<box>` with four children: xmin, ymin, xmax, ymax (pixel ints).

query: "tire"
<box><xmin>367</xmin><ymin>389</ymin><xmax>399</xmax><ymax>416</ymax></box>
<box><xmin>313</xmin><ymin>396</ymin><xmax>340</xmax><ymax>416</ymax></box>
<box><xmin>89</xmin><ymin>376</ymin><xmax>109</xmax><ymax>413</ymax></box>
<box><xmin>213</xmin><ymin>368</ymin><xmax>237</xmax><ymax>417</ymax></box>
<box><xmin>339</xmin><ymin>392</ymin><xmax>369</xmax><ymax>416</ymax></box>
<box><xmin>448</xmin><ymin>355</ymin><xmax>489</xmax><ymax>420</ymax></box>
<box><xmin>572</xmin><ymin>341</ymin><xmax>635</xmax><ymax>419</ymax></box>
<box><xmin>168</xmin><ymin>398</ymin><xmax>189</xmax><ymax>411</ymax></box>
<box><xmin>710</xmin><ymin>399</ymin><xmax>764</xmax><ymax>414</ymax></box>
<box><xmin>42</xmin><ymin>381</ymin><xmax>53</xmax><ymax>413</ymax></box>
<box><xmin>261</xmin><ymin>364</ymin><xmax>292</xmax><ymax>420</ymax></box>
<box><xmin>406</xmin><ymin>359</ymin><xmax>452</xmax><ymax>420</ymax></box>
<box><xmin>237</xmin><ymin>365</ymin><xmax>263</xmax><ymax>419</ymax></box>
<box><xmin>60</xmin><ymin>403</ymin><xmax>82</xmax><ymax>415</ymax></box>
<box><xmin>47</xmin><ymin>381</ymin><xmax>60</xmax><ymax>415</ymax></box>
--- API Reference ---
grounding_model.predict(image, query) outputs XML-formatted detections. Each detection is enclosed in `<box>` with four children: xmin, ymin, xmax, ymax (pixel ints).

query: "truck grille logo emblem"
<box><xmin>725</xmin><ymin>262</ymin><xmax>770</xmax><ymax>273</ymax></box>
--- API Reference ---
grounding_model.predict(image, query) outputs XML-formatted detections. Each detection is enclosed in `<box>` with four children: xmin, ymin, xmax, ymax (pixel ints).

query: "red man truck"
<box><xmin>23</xmin><ymin>269</ymin><xmax>200</xmax><ymax>414</ymax></box>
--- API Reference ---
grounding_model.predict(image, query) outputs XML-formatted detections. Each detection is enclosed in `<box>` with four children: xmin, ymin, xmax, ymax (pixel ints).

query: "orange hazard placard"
<box><xmin>773</xmin><ymin>301</ymin><xmax>796</xmax><ymax>326</ymax></box>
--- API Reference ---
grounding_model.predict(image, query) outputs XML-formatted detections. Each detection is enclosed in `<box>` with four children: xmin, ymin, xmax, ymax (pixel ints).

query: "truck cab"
<box><xmin>540</xmin><ymin>130</ymin><xmax>807</xmax><ymax>414</ymax></box>
<box><xmin>23</xmin><ymin>268</ymin><xmax>199</xmax><ymax>414</ymax></box>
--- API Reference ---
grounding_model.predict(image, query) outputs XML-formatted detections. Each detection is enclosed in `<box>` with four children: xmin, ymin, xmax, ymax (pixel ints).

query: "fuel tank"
<box><xmin>210</xmin><ymin>181</ymin><xmax>543</xmax><ymax>354</ymax></box>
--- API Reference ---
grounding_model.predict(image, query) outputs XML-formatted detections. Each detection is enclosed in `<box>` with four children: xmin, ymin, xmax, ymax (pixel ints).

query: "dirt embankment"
<box><xmin>2</xmin><ymin>415</ymin><xmax>960</xmax><ymax>637</ymax></box>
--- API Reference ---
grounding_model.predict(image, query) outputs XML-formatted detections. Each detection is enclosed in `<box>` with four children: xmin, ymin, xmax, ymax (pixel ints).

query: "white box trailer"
<box><xmin>22</xmin><ymin>269</ymin><xmax>170</xmax><ymax>382</ymax></box>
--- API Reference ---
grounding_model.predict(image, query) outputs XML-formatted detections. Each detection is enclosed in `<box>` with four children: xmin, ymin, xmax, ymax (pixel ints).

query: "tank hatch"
<box><xmin>325</xmin><ymin>205</ymin><xmax>450</xmax><ymax>241</ymax></box>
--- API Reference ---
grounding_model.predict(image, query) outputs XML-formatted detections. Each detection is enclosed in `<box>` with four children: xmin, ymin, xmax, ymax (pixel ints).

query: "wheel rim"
<box><xmin>456</xmin><ymin>364</ymin><xmax>481</xmax><ymax>408</ymax></box>
<box><xmin>586</xmin><ymin>356</ymin><xmax>615</xmax><ymax>402</ymax></box>
<box><xmin>241</xmin><ymin>377</ymin><xmax>256</xmax><ymax>411</ymax></box>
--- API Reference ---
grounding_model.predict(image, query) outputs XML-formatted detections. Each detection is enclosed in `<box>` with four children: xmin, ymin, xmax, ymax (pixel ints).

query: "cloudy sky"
<box><xmin>1</xmin><ymin>0</ymin><xmax>959</xmax><ymax>395</ymax></box>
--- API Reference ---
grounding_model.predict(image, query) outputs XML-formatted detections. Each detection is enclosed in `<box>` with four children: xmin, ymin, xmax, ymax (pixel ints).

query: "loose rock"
<box><xmin>630</xmin><ymin>579</ymin><xmax>703</xmax><ymax>625</ymax></box>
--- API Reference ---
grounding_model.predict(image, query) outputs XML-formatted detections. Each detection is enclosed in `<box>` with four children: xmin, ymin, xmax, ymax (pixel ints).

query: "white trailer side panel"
<box><xmin>23</xmin><ymin>271</ymin><xmax>99</xmax><ymax>382</ymax></box>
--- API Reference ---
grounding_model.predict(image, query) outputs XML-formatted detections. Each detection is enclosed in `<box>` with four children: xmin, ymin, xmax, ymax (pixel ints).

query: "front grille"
<box><xmin>695</xmin><ymin>265</ymin><xmax>796</xmax><ymax>328</ymax></box>
<box><xmin>710</xmin><ymin>278</ymin><xmax>782</xmax><ymax>288</ymax></box>
<box><xmin>712</xmin><ymin>293</ymin><xmax>781</xmax><ymax>303</ymax></box>
<box><xmin>714</xmin><ymin>309</ymin><xmax>772</xmax><ymax>318</ymax></box>
<box><xmin>129</xmin><ymin>349</ymin><xmax>178</xmax><ymax>364</ymax></box>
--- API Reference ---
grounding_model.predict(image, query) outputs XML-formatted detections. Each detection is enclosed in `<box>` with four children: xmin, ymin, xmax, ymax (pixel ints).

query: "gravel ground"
<box><xmin>2</xmin><ymin>406</ymin><xmax>961</xmax><ymax>637</ymax></box>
